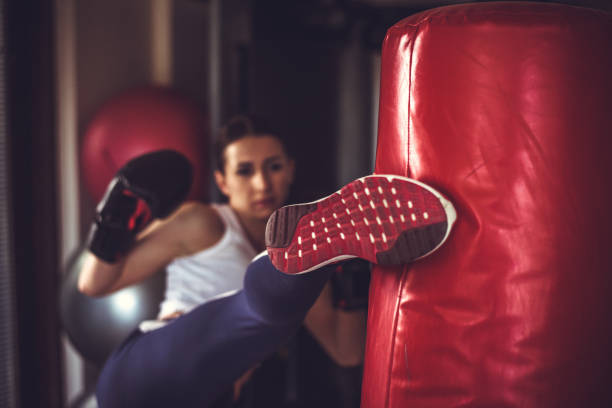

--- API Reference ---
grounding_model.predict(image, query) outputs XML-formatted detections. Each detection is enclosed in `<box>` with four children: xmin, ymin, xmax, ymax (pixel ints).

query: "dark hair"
<box><xmin>214</xmin><ymin>115</ymin><xmax>289</xmax><ymax>173</ymax></box>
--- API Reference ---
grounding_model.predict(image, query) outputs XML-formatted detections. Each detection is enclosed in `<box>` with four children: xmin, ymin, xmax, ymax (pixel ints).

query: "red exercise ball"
<box><xmin>80</xmin><ymin>86</ymin><xmax>208</xmax><ymax>203</ymax></box>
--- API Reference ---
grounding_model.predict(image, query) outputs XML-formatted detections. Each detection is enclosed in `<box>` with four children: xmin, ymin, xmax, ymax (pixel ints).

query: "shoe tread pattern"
<box><xmin>266</xmin><ymin>175</ymin><xmax>450</xmax><ymax>274</ymax></box>
<box><xmin>266</xmin><ymin>203</ymin><xmax>318</xmax><ymax>248</ymax></box>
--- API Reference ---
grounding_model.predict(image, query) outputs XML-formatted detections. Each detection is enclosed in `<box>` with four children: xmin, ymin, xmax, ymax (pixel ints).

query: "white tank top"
<box><xmin>157</xmin><ymin>203</ymin><xmax>257</xmax><ymax>318</ymax></box>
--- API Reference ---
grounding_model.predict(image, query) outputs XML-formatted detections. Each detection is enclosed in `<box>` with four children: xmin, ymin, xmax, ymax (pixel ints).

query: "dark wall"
<box><xmin>250</xmin><ymin>1</ymin><xmax>342</xmax><ymax>202</ymax></box>
<box><xmin>6</xmin><ymin>0</ymin><xmax>62</xmax><ymax>407</ymax></box>
<box><xmin>249</xmin><ymin>0</ymin><xmax>372</xmax><ymax>203</ymax></box>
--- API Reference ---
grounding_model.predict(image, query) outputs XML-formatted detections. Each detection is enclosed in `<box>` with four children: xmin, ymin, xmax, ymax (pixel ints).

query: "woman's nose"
<box><xmin>252</xmin><ymin>170</ymin><xmax>271</xmax><ymax>192</ymax></box>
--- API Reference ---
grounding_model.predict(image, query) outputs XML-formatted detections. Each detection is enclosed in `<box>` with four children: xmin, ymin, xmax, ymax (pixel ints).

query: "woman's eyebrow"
<box><xmin>236</xmin><ymin>161</ymin><xmax>254</xmax><ymax>167</ymax></box>
<box><xmin>263</xmin><ymin>155</ymin><xmax>283</xmax><ymax>164</ymax></box>
<box><xmin>234</xmin><ymin>155</ymin><xmax>282</xmax><ymax>168</ymax></box>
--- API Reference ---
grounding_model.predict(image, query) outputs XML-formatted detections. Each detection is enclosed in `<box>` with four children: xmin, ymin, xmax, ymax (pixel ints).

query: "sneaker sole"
<box><xmin>265</xmin><ymin>174</ymin><xmax>457</xmax><ymax>274</ymax></box>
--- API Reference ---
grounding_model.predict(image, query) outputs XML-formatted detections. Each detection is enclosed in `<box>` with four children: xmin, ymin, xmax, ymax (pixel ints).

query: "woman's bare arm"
<box><xmin>78</xmin><ymin>202</ymin><xmax>225</xmax><ymax>297</ymax></box>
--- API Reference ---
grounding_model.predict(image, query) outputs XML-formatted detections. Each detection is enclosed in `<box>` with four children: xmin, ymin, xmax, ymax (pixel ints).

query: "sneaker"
<box><xmin>265</xmin><ymin>174</ymin><xmax>456</xmax><ymax>274</ymax></box>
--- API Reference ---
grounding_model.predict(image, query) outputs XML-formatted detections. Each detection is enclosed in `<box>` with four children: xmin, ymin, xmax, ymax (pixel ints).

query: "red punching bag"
<box><xmin>80</xmin><ymin>86</ymin><xmax>208</xmax><ymax>203</ymax></box>
<box><xmin>364</xmin><ymin>3</ymin><xmax>612</xmax><ymax>408</ymax></box>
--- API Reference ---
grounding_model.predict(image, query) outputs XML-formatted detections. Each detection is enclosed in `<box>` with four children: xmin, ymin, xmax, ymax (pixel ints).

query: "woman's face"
<box><xmin>215</xmin><ymin>135</ymin><xmax>295</xmax><ymax>221</ymax></box>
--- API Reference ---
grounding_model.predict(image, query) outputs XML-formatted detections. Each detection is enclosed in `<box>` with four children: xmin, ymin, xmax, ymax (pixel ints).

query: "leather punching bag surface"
<box><xmin>364</xmin><ymin>3</ymin><xmax>612</xmax><ymax>408</ymax></box>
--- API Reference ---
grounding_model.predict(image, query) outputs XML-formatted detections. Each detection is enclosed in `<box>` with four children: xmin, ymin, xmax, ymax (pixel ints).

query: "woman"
<box><xmin>79</xmin><ymin>115</ymin><xmax>456</xmax><ymax>407</ymax></box>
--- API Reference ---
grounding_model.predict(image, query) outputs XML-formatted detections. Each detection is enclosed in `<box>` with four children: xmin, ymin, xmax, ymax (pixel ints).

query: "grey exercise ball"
<box><xmin>60</xmin><ymin>248</ymin><xmax>166</xmax><ymax>366</ymax></box>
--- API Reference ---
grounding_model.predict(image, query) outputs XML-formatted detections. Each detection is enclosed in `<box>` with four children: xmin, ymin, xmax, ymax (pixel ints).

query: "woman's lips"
<box><xmin>253</xmin><ymin>197</ymin><xmax>275</xmax><ymax>208</ymax></box>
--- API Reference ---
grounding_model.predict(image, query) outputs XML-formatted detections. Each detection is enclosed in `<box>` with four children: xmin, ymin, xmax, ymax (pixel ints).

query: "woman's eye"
<box><xmin>269</xmin><ymin>162</ymin><xmax>284</xmax><ymax>172</ymax></box>
<box><xmin>236</xmin><ymin>167</ymin><xmax>253</xmax><ymax>176</ymax></box>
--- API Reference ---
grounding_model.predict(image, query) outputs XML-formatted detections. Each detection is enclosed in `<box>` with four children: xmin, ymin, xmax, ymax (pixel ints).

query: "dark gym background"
<box><xmin>2</xmin><ymin>0</ymin><xmax>611</xmax><ymax>407</ymax></box>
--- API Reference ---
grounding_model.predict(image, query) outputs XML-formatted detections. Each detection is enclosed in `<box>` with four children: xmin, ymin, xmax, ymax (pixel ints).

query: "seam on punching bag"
<box><xmin>383</xmin><ymin>23</ymin><xmax>418</xmax><ymax>408</ymax></box>
<box><xmin>404</xmin><ymin>23</ymin><xmax>417</xmax><ymax>179</ymax></box>
<box><xmin>385</xmin><ymin>265</ymin><xmax>411</xmax><ymax>408</ymax></box>
<box><xmin>402</xmin><ymin>26</ymin><xmax>414</xmax><ymax>178</ymax></box>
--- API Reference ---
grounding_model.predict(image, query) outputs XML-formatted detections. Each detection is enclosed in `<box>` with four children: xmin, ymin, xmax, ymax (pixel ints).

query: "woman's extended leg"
<box><xmin>96</xmin><ymin>254</ymin><xmax>333</xmax><ymax>408</ymax></box>
<box><xmin>96</xmin><ymin>174</ymin><xmax>457</xmax><ymax>408</ymax></box>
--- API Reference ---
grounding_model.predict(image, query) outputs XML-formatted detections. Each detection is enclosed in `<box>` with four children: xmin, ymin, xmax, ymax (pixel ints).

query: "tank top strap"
<box><xmin>211</xmin><ymin>203</ymin><xmax>239</xmax><ymax>231</ymax></box>
<box><xmin>210</xmin><ymin>203</ymin><xmax>255</xmax><ymax>254</ymax></box>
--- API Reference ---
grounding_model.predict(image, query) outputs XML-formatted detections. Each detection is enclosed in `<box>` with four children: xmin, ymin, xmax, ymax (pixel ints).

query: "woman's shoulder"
<box><xmin>169</xmin><ymin>201</ymin><xmax>226</xmax><ymax>253</ymax></box>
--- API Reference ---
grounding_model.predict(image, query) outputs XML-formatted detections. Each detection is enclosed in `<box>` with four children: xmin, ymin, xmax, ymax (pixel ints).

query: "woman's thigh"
<box><xmin>96</xmin><ymin>291</ymin><xmax>298</xmax><ymax>408</ymax></box>
<box><xmin>96</xmin><ymin>255</ymin><xmax>332</xmax><ymax>408</ymax></box>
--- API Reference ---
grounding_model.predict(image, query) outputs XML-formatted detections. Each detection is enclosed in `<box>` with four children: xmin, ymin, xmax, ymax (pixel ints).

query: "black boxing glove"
<box><xmin>86</xmin><ymin>150</ymin><xmax>193</xmax><ymax>263</ymax></box>
<box><xmin>330</xmin><ymin>258</ymin><xmax>371</xmax><ymax>310</ymax></box>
